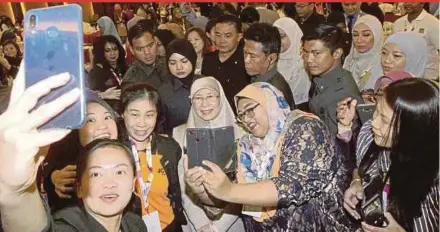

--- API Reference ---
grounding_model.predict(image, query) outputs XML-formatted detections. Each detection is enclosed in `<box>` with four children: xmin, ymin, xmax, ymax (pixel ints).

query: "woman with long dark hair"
<box><xmin>0</xmin><ymin>40</ymin><xmax>22</xmax><ymax>85</ymax></box>
<box><xmin>185</xmin><ymin>27</ymin><xmax>212</xmax><ymax>75</ymax></box>
<box><xmin>89</xmin><ymin>35</ymin><xmax>127</xmax><ymax>111</ymax></box>
<box><xmin>344</xmin><ymin>78</ymin><xmax>439</xmax><ymax>232</ymax></box>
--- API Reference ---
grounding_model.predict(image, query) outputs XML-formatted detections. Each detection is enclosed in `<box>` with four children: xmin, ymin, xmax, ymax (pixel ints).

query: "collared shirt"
<box><xmin>121</xmin><ymin>56</ymin><xmax>169</xmax><ymax>89</ymax></box>
<box><xmin>309</xmin><ymin>65</ymin><xmax>363</xmax><ymax>134</ymax></box>
<box><xmin>393</xmin><ymin>9</ymin><xmax>440</xmax><ymax>81</ymax></box>
<box><xmin>252</xmin><ymin>66</ymin><xmax>295</xmax><ymax>110</ymax></box>
<box><xmin>202</xmin><ymin>40</ymin><xmax>250</xmax><ymax>114</ymax></box>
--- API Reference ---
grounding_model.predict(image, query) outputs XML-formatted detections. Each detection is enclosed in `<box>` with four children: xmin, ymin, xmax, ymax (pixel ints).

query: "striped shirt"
<box><xmin>356</xmin><ymin>120</ymin><xmax>439</xmax><ymax>232</ymax></box>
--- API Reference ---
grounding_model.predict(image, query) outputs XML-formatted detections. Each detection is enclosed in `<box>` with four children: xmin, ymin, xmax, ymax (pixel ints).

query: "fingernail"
<box><xmin>58</xmin><ymin>72</ymin><xmax>71</xmax><ymax>82</ymax></box>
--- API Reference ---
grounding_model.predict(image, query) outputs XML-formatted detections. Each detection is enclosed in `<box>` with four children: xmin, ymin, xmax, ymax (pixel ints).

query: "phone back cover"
<box><xmin>24</xmin><ymin>4</ymin><xmax>85</xmax><ymax>130</ymax></box>
<box><xmin>357</xmin><ymin>104</ymin><xmax>376</xmax><ymax>125</ymax></box>
<box><xmin>186</xmin><ymin>126</ymin><xmax>235</xmax><ymax>170</ymax></box>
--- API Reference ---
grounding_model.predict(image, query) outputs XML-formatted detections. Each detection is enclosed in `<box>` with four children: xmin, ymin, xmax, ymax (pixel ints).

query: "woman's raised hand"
<box><xmin>0</xmin><ymin>63</ymin><xmax>80</xmax><ymax>198</ymax></box>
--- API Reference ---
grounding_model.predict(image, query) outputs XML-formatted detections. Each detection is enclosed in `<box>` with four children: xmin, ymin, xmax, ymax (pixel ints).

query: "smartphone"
<box><xmin>356</xmin><ymin>103</ymin><xmax>376</xmax><ymax>125</ymax></box>
<box><xmin>186</xmin><ymin>126</ymin><xmax>235</xmax><ymax>172</ymax></box>
<box><xmin>24</xmin><ymin>4</ymin><xmax>85</xmax><ymax>130</ymax></box>
<box><xmin>361</xmin><ymin>194</ymin><xmax>388</xmax><ymax>227</ymax></box>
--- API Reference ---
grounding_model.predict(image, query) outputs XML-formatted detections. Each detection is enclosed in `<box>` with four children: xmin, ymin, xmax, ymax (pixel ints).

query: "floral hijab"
<box><xmin>234</xmin><ymin>83</ymin><xmax>290</xmax><ymax>182</ymax></box>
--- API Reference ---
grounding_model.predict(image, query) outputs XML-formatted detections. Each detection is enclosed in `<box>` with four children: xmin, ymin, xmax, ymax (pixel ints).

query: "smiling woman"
<box><xmin>119</xmin><ymin>83</ymin><xmax>186</xmax><ymax>232</ymax></box>
<box><xmin>185</xmin><ymin>82</ymin><xmax>355</xmax><ymax>231</ymax></box>
<box><xmin>173</xmin><ymin>76</ymin><xmax>245</xmax><ymax>232</ymax></box>
<box><xmin>44</xmin><ymin>90</ymin><xmax>119</xmax><ymax>213</ymax></box>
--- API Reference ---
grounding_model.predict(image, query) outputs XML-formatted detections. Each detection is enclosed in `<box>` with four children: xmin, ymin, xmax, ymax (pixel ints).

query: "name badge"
<box><xmin>242</xmin><ymin>205</ymin><xmax>262</xmax><ymax>218</ymax></box>
<box><xmin>142</xmin><ymin>211</ymin><xmax>161</xmax><ymax>232</ymax></box>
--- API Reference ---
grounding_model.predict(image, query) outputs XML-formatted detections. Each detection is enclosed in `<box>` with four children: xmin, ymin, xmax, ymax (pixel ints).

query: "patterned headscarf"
<box><xmin>234</xmin><ymin>83</ymin><xmax>290</xmax><ymax>182</ymax></box>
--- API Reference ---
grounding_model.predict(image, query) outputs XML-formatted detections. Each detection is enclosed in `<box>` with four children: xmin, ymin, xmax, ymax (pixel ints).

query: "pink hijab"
<box><xmin>374</xmin><ymin>71</ymin><xmax>413</xmax><ymax>93</ymax></box>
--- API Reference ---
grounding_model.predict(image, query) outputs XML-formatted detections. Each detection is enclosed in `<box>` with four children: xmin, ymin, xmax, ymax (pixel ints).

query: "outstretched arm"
<box><xmin>0</xmin><ymin>64</ymin><xmax>79</xmax><ymax>232</ymax></box>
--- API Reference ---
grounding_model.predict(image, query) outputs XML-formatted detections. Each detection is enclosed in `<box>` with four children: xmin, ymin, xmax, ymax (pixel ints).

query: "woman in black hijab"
<box><xmin>157</xmin><ymin>39</ymin><xmax>201</xmax><ymax>135</ymax></box>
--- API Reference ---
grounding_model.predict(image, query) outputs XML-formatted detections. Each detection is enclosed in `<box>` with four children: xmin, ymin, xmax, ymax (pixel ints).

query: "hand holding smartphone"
<box><xmin>24</xmin><ymin>4</ymin><xmax>85</xmax><ymax>130</ymax></box>
<box><xmin>186</xmin><ymin>126</ymin><xmax>235</xmax><ymax>172</ymax></box>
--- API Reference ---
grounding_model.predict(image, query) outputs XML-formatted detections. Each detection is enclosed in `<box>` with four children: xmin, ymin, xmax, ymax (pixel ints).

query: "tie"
<box><xmin>347</xmin><ymin>15</ymin><xmax>355</xmax><ymax>32</ymax></box>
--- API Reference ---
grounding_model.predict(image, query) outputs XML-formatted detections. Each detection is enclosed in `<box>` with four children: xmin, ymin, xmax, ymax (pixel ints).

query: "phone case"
<box><xmin>356</xmin><ymin>104</ymin><xmax>376</xmax><ymax>125</ymax></box>
<box><xmin>24</xmin><ymin>4</ymin><xmax>85</xmax><ymax>130</ymax></box>
<box><xmin>186</xmin><ymin>126</ymin><xmax>235</xmax><ymax>171</ymax></box>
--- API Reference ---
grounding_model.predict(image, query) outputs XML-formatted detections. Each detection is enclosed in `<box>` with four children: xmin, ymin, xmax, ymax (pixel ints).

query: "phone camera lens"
<box><xmin>30</xmin><ymin>15</ymin><xmax>37</xmax><ymax>29</ymax></box>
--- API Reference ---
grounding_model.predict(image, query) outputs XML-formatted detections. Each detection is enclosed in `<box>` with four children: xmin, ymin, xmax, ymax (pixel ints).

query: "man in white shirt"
<box><xmin>393</xmin><ymin>2</ymin><xmax>440</xmax><ymax>80</ymax></box>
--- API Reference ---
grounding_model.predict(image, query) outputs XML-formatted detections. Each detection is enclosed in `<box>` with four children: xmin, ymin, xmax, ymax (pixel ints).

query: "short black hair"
<box><xmin>301</xmin><ymin>24</ymin><xmax>343</xmax><ymax>53</ymax></box>
<box><xmin>205</xmin><ymin>18</ymin><xmax>217</xmax><ymax>33</ymax></box>
<box><xmin>240</xmin><ymin>7</ymin><xmax>260</xmax><ymax>24</ymax></box>
<box><xmin>243</xmin><ymin>23</ymin><xmax>280</xmax><ymax>55</ymax></box>
<box><xmin>128</xmin><ymin>20</ymin><xmax>155</xmax><ymax>46</ymax></box>
<box><xmin>215</xmin><ymin>14</ymin><xmax>242</xmax><ymax>34</ymax></box>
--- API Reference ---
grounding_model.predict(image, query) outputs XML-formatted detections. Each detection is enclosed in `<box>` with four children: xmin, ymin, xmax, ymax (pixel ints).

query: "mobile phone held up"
<box><xmin>24</xmin><ymin>4</ymin><xmax>85</xmax><ymax>130</ymax></box>
<box><xmin>356</xmin><ymin>103</ymin><xmax>376</xmax><ymax>125</ymax></box>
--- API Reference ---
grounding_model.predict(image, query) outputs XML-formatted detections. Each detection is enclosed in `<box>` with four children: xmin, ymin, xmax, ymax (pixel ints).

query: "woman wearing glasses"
<box><xmin>173</xmin><ymin>76</ymin><xmax>245</xmax><ymax>232</ymax></box>
<box><xmin>184</xmin><ymin>82</ymin><xmax>354</xmax><ymax>231</ymax></box>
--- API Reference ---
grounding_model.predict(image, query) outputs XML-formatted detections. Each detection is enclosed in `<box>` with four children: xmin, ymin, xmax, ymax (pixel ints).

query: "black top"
<box><xmin>88</xmin><ymin>64</ymin><xmax>123</xmax><ymax>92</ymax></box>
<box><xmin>88</xmin><ymin>64</ymin><xmax>124</xmax><ymax>111</ymax></box>
<box><xmin>157</xmin><ymin>74</ymin><xmax>199</xmax><ymax>136</ymax></box>
<box><xmin>201</xmin><ymin>39</ymin><xmax>251</xmax><ymax>114</ymax></box>
<box><xmin>295</xmin><ymin>12</ymin><xmax>326</xmax><ymax>35</ymax></box>
<box><xmin>251</xmin><ymin>66</ymin><xmax>296</xmax><ymax>110</ymax></box>
<box><xmin>42</xmin><ymin>204</ymin><xmax>147</xmax><ymax>232</ymax></box>
<box><xmin>309</xmin><ymin>65</ymin><xmax>363</xmax><ymax>135</ymax></box>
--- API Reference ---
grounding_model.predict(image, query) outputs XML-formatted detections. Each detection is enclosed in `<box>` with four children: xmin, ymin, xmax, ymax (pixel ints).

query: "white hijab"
<box><xmin>344</xmin><ymin>14</ymin><xmax>384</xmax><ymax>90</ymax></box>
<box><xmin>274</xmin><ymin>17</ymin><xmax>311</xmax><ymax>104</ymax></box>
<box><xmin>384</xmin><ymin>32</ymin><xmax>428</xmax><ymax>78</ymax></box>
<box><xmin>185</xmin><ymin>77</ymin><xmax>244</xmax><ymax>144</ymax></box>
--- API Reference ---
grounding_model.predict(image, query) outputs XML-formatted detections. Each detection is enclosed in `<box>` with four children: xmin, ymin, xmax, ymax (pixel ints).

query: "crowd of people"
<box><xmin>0</xmin><ymin>2</ymin><xmax>439</xmax><ymax>232</ymax></box>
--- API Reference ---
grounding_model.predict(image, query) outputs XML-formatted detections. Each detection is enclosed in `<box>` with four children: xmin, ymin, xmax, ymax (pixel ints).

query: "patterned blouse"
<box><xmin>356</xmin><ymin>120</ymin><xmax>439</xmax><ymax>232</ymax></box>
<box><xmin>242</xmin><ymin>116</ymin><xmax>354</xmax><ymax>232</ymax></box>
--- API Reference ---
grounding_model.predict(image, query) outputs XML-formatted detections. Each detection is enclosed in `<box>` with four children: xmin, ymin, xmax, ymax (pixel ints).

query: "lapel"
<box><xmin>150</xmin><ymin>133</ymin><xmax>170</xmax><ymax>170</ymax></box>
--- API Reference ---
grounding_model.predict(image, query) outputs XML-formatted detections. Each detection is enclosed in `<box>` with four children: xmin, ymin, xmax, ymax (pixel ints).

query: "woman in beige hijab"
<box><xmin>173</xmin><ymin>76</ymin><xmax>245</xmax><ymax>232</ymax></box>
